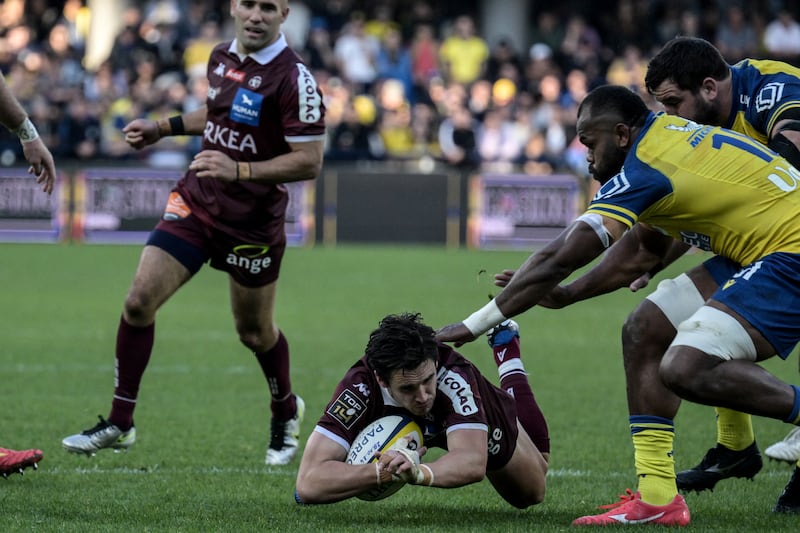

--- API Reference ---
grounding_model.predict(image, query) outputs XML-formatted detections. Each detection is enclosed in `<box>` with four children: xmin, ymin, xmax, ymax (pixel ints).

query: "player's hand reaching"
<box><xmin>629</xmin><ymin>272</ymin><xmax>652</xmax><ymax>292</ymax></box>
<box><xmin>435</xmin><ymin>322</ymin><xmax>476</xmax><ymax>347</ymax></box>
<box><xmin>493</xmin><ymin>269</ymin><xmax>515</xmax><ymax>288</ymax></box>
<box><xmin>123</xmin><ymin>119</ymin><xmax>162</xmax><ymax>150</ymax></box>
<box><xmin>21</xmin><ymin>137</ymin><xmax>56</xmax><ymax>195</ymax></box>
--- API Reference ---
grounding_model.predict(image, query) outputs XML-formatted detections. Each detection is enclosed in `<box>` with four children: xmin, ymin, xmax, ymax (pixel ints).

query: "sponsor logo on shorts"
<box><xmin>163</xmin><ymin>191</ymin><xmax>191</xmax><ymax>221</ymax></box>
<box><xmin>328</xmin><ymin>389</ymin><xmax>366</xmax><ymax>429</ymax></box>
<box><xmin>225</xmin><ymin>244</ymin><xmax>272</xmax><ymax>274</ymax></box>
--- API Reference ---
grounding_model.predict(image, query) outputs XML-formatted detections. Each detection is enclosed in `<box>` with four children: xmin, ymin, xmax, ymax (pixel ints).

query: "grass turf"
<box><xmin>0</xmin><ymin>243</ymin><xmax>798</xmax><ymax>532</ymax></box>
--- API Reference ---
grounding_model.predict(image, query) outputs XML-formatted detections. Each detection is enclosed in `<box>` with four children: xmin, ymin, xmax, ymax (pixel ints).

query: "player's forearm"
<box><xmin>423</xmin><ymin>449</ymin><xmax>485</xmax><ymax>488</ymax></box>
<box><xmin>295</xmin><ymin>461</ymin><xmax>387</xmax><ymax>504</ymax></box>
<box><xmin>561</xmin><ymin>226</ymin><xmax>666</xmax><ymax>303</ymax></box>
<box><xmin>246</xmin><ymin>142</ymin><xmax>324</xmax><ymax>184</ymax></box>
<box><xmin>0</xmin><ymin>77</ymin><xmax>28</xmax><ymax>133</ymax></box>
<box><xmin>156</xmin><ymin>106</ymin><xmax>208</xmax><ymax>138</ymax></box>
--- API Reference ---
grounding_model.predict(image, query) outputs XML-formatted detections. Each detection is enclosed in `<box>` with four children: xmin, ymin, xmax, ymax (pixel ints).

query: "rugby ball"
<box><xmin>346</xmin><ymin>414</ymin><xmax>424</xmax><ymax>501</ymax></box>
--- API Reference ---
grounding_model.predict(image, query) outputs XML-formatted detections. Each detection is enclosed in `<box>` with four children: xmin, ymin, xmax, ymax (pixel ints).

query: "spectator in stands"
<box><xmin>284</xmin><ymin>0</ymin><xmax>312</xmax><ymax>49</ymax></box>
<box><xmin>438</xmin><ymin>104</ymin><xmax>480</xmax><ymax>169</ymax></box>
<box><xmin>328</xmin><ymin>95</ymin><xmax>382</xmax><ymax>161</ymax></box>
<box><xmin>182</xmin><ymin>16</ymin><xmax>222</xmax><ymax>80</ymax></box>
<box><xmin>486</xmin><ymin>38</ymin><xmax>524</xmax><ymax>85</ymax></box>
<box><xmin>56</xmin><ymin>95</ymin><xmax>101</xmax><ymax>160</ymax></box>
<box><xmin>301</xmin><ymin>17</ymin><xmax>337</xmax><ymax>76</ymax></box>
<box><xmin>333</xmin><ymin>12</ymin><xmax>379</xmax><ymax>92</ymax></box>
<box><xmin>518</xmin><ymin>131</ymin><xmax>558</xmax><ymax>176</ymax></box>
<box><xmin>476</xmin><ymin>107</ymin><xmax>523</xmax><ymax>173</ymax></box>
<box><xmin>376</xmin><ymin>26</ymin><xmax>414</xmax><ymax>106</ymax></box>
<box><xmin>439</xmin><ymin>15</ymin><xmax>489</xmax><ymax>86</ymax></box>
<box><xmin>763</xmin><ymin>9</ymin><xmax>800</xmax><ymax>65</ymax></box>
<box><xmin>409</xmin><ymin>22</ymin><xmax>439</xmax><ymax>102</ymax></box>
<box><xmin>108</xmin><ymin>7</ymin><xmax>156</xmax><ymax>81</ymax></box>
<box><xmin>715</xmin><ymin>3</ymin><xmax>759</xmax><ymax>62</ymax></box>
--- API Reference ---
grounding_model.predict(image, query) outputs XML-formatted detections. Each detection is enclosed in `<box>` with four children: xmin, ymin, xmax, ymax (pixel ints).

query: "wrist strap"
<box><xmin>237</xmin><ymin>161</ymin><xmax>251</xmax><ymax>181</ymax></box>
<box><xmin>14</xmin><ymin>117</ymin><xmax>39</xmax><ymax>144</ymax></box>
<box><xmin>169</xmin><ymin>115</ymin><xmax>185</xmax><ymax>136</ymax></box>
<box><xmin>157</xmin><ymin>116</ymin><xmax>185</xmax><ymax>138</ymax></box>
<box><xmin>462</xmin><ymin>299</ymin><xmax>507</xmax><ymax>336</ymax></box>
<box><xmin>419</xmin><ymin>464</ymin><xmax>434</xmax><ymax>486</ymax></box>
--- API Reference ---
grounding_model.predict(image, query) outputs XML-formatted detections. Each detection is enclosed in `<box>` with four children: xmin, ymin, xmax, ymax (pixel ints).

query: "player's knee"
<box><xmin>122</xmin><ymin>291</ymin><xmax>156</xmax><ymax>324</ymax></box>
<box><xmin>508</xmin><ymin>483</ymin><xmax>546</xmax><ymax>509</ymax></box>
<box><xmin>236</xmin><ymin>322</ymin><xmax>278</xmax><ymax>352</ymax></box>
<box><xmin>659</xmin><ymin>350</ymin><xmax>705</xmax><ymax>398</ymax></box>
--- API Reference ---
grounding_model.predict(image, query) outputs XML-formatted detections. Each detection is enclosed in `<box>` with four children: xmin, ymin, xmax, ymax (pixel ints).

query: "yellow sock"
<box><xmin>631</xmin><ymin>416</ymin><xmax>677</xmax><ymax>506</ymax></box>
<box><xmin>715</xmin><ymin>407</ymin><xmax>755</xmax><ymax>451</ymax></box>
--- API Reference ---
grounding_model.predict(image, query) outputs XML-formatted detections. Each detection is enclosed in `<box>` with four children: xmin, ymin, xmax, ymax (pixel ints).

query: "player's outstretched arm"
<box><xmin>437</xmin><ymin>216</ymin><xmax>628</xmax><ymax>345</ymax></box>
<box><xmin>295</xmin><ymin>432</ymin><xmax>394</xmax><ymax>504</ymax></box>
<box><xmin>399</xmin><ymin>428</ymin><xmax>485</xmax><ymax>488</ymax></box>
<box><xmin>0</xmin><ymin>77</ymin><xmax>56</xmax><ymax>194</ymax></box>
<box><xmin>554</xmin><ymin>223</ymin><xmax>673</xmax><ymax>304</ymax></box>
<box><xmin>21</xmin><ymin>137</ymin><xmax>56</xmax><ymax>194</ymax></box>
<box><xmin>123</xmin><ymin>106</ymin><xmax>208</xmax><ymax>150</ymax></box>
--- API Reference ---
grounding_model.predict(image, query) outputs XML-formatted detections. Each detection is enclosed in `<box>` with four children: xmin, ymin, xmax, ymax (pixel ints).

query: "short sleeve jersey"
<box><xmin>727</xmin><ymin>59</ymin><xmax>800</xmax><ymax>142</ymax></box>
<box><xmin>314</xmin><ymin>343</ymin><xmax>519</xmax><ymax>471</ymax></box>
<box><xmin>175</xmin><ymin>35</ymin><xmax>325</xmax><ymax>239</ymax></box>
<box><xmin>586</xmin><ymin>112</ymin><xmax>800</xmax><ymax>266</ymax></box>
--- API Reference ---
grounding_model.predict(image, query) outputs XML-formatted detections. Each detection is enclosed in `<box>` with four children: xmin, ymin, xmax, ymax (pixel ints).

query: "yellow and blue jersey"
<box><xmin>586</xmin><ymin>112</ymin><xmax>800</xmax><ymax>267</ymax></box>
<box><xmin>727</xmin><ymin>59</ymin><xmax>800</xmax><ymax>142</ymax></box>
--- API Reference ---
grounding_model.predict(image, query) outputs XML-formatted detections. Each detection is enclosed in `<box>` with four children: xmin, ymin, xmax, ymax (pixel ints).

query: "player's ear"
<box><xmin>701</xmin><ymin>77</ymin><xmax>718</xmax><ymax>100</ymax></box>
<box><xmin>613</xmin><ymin>122</ymin><xmax>632</xmax><ymax>148</ymax></box>
<box><xmin>374</xmin><ymin>370</ymin><xmax>388</xmax><ymax>388</ymax></box>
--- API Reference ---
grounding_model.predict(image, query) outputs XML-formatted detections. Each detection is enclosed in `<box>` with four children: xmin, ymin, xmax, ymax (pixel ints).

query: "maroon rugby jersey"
<box><xmin>176</xmin><ymin>34</ymin><xmax>325</xmax><ymax>239</ymax></box>
<box><xmin>315</xmin><ymin>343</ymin><xmax>520</xmax><ymax>470</ymax></box>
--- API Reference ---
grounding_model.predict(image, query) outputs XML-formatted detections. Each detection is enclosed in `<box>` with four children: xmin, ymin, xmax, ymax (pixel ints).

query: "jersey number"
<box><xmin>712</xmin><ymin>132</ymin><xmax>800</xmax><ymax>192</ymax></box>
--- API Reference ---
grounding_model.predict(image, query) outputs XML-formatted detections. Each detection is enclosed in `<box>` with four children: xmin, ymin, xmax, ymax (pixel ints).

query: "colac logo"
<box><xmin>225</xmin><ymin>244</ymin><xmax>272</xmax><ymax>274</ymax></box>
<box><xmin>437</xmin><ymin>368</ymin><xmax>478</xmax><ymax>415</ymax></box>
<box><xmin>296</xmin><ymin>63</ymin><xmax>322</xmax><ymax>124</ymax></box>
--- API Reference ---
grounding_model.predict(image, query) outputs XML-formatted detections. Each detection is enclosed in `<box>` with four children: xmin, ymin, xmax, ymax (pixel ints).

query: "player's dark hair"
<box><xmin>578</xmin><ymin>85</ymin><xmax>649</xmax><ymax>128</ymax></box>
<box><xmin>365</xmin><ymin>313</ymin><xmax>439</xmax><ymax>383</ymax></box>
<box><xmin>645</xmin><ymin>37</ymin><xmax>729</xmax><ymax>94</ymax></box>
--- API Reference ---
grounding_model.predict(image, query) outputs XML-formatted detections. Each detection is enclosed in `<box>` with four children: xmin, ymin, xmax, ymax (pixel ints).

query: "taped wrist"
<box><xmin>462</xmin><ymin>299</ymin><xmax>507</xmax><ymax>336</ymax></box>
<box><xmin>14</xmin><ymin>117</ymin><xmax>39</xmax><ymax>143</ymax></box>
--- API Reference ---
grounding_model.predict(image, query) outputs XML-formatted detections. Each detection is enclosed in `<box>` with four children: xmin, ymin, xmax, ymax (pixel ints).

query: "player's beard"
<box><xmin>591</xmin><ymin>144</ymin><xmax>628</xmax><ymax>184</ymax></box>
<box><xmin>690</xmin><ymin>96</ymin><xmax>719</xmax><ymax>127</ymax></box>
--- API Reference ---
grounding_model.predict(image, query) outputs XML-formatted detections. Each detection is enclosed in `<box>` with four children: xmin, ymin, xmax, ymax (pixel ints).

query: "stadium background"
<box><xmin>4</xmin><ymin>2</ymin><xmax>800</xmax><ymax>531</ymax></box>
<box><xmin>1</xmin><ymin>0</ymin><xmax>797</xmax><ymax>248</ymax></box>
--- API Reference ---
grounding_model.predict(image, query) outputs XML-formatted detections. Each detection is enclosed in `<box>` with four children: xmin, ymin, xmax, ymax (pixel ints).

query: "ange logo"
<box><xmin>225</xmin><ymin>244</ymin><xmax>272</xmax><ymax>274</ymax></box>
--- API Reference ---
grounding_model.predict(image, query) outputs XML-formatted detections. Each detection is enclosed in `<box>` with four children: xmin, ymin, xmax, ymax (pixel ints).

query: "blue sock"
<box><xmin>783</xmin><ymin>385</ymin><xmax>800</xmax><ymax>425</ymax></box>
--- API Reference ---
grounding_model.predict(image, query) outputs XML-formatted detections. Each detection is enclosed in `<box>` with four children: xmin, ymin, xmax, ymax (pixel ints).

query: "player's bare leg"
<box><xmin>230</xmin><ymin>279</ymin><xmax>303</xmax><ymax>465</ymax></box>
<box><xmin>63</xmin><ymin>246</ymin><xmax>192</xmax><ymax>456</ymax></box>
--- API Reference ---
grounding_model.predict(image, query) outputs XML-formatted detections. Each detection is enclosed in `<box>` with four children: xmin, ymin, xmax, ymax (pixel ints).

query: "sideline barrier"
<box><xmin>0</xmin><ymin>165</ymin><xmax>579</xmax><ymax>248</ymax></box>
<box><xmin>0</xmin><ymin>168</ymin><xmax>69</xmax><ymax>242</ymax></box>
<box><xmin>468</xmin><ymin>174</ymin><xmax>580</xmax><ymax>249</ymax></box>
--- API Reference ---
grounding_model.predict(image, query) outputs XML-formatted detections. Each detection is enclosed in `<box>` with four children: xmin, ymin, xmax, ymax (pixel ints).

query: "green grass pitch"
<box><xmin>1</xmin><ymin>243</ymin><xmax>798</xmax><ymax>532</ymax></box>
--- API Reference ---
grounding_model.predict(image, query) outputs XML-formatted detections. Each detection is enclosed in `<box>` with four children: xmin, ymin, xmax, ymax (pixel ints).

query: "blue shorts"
<box><xmin>711</xmin><ymin>252</ymin><xmax>800</xmax><ymax>359</ymax></box>
<box><xmin>703</xmin><ymin>255</ymin><xmax>742</xmax><ymax>285</ymax></box>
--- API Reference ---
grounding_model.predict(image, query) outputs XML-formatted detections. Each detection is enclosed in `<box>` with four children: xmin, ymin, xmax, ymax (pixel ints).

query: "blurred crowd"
<box><xmin>1</xmin><ymin>0</ymin><xmax>799</xmax><ymax>182</ymax></box>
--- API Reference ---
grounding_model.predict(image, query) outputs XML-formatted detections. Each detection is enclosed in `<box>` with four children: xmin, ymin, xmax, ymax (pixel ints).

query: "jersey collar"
<box><xmin>228</xmin><ymin>32</ymin><xmax>288</xmax><ymax>64</ymax></box>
